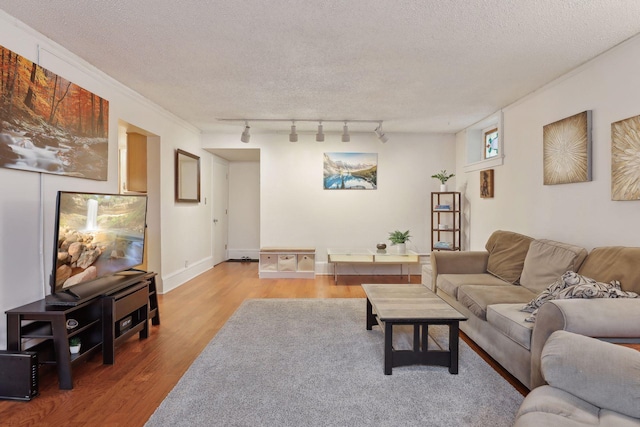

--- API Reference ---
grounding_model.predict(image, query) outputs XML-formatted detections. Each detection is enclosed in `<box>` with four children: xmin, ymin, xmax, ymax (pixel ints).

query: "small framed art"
<box><xmin>480</xmin><ymin>169</ymin><xmax>494</xmax><ymax>198</ymax></box>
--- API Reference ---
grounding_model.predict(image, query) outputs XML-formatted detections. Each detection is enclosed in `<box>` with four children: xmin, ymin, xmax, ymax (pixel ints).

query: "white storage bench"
<box><xmin>259</xmin><ymin>247</ymin><xmax>316</xmax><ymax>279</ymax></box>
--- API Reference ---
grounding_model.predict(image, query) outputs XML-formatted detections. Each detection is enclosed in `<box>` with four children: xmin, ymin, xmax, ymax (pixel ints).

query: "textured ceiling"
<box><xmin>1</xmin><ymin>1</ymin><xmax>640</xmax><ymax>134</ymax></box>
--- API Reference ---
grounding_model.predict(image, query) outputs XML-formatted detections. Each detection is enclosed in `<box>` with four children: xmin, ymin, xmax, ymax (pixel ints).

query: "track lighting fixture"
<box><xmin>219</xmin><ymin>118</ymin><xmax>388</xmax><ymax>143</ymax></box>
<box><xmin>316</xmin><ymin>122</ymin><xmax>324</xmax><ymax>142</ymax></box>
<box><xmin>374</xmin><ymin>123</ymin><xmax>388</xmax><ymax>143</ymax></box>
<box><xmin>240</xmin><ymin>121</ymin><xmax>250</xmax><ymax>143</ymax></box>
<box><xmin>341</xmin><ymin>122</ymin><xmax>350</xmax><ymax>142</ymax></box>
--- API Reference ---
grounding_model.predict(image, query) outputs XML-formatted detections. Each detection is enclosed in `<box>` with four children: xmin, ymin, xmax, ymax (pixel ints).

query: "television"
<box><xmin>48</xmin><ymin>191</ymin><xmax>148</xmax><ymax>303</ymax></box>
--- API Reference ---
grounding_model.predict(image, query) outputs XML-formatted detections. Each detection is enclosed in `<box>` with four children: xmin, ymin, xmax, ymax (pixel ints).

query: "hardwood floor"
<box><xmin>1</xmin><ymin>262</ymin><xmax>533</xmax><ymax>425</ymax></box>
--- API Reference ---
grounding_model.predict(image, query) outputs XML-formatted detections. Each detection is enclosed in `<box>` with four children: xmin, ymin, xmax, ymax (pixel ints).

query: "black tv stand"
<box><xmin>6</xmin><ymin>272</ymin><xmax>160</xmax><ymax>389</ymax></box>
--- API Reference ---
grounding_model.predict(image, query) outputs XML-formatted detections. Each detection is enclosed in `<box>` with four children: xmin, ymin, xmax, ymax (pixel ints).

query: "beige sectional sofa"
<box><xmin>514</xmin><ymin>330</ymin><xmax>640</xmax><ymax>426</ymax></box>
<box><xmin>426</xmin><ymin>230</ymin><xmax>640</xmax><ymax>389</ymax></box>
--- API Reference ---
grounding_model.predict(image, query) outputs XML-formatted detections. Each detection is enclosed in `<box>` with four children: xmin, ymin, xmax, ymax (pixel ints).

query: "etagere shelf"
<box><xmin>431</xmin><ymin>192</ymin><xmax>461</xmax><ymax>252</ymax></box>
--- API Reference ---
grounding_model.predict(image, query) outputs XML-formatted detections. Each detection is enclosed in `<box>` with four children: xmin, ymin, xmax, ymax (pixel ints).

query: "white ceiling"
<box><xmin>2</xmin><ymin>1</ymin><xmax>640</xmax><ymax>135</ymax></box>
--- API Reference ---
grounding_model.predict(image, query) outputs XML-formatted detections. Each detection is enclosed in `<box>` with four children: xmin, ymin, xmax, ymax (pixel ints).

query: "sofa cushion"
<box><xmin>485</xmin><ymin>230</ymin><xmax>534</xmax><ymax>284</ymax></box>
<box><xmin>578</xmin><ymin>246</ymin><xmax>640</xmax><ymax>293</ymax></box>
<box><xmin>520</xmin><ymin>239</ymin><xmax>588</xmax><ymax>294</ymax></box>
<box><xmin>437</xmin><ymin>273</ymin><xmax>509</xmax><ymax>299</ymax></box>
<box><xmin>486</xmin><ymin>304</ymin><xmax>534</xmax><ymax>350</ymax></box>
<box><xmin>457</xmin><ymin>285</ymin><xmax>536</xmax><ymax>320</ymax></box>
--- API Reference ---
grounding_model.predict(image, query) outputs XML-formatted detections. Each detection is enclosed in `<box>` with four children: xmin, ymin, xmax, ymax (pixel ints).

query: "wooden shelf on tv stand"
<box><xmin>5</xmin><ymin>271</ymin><xmax>160</xmax><ymax>390</ymax></box>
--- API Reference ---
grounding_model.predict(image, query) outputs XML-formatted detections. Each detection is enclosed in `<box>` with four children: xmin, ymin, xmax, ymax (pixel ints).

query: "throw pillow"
<box><xmin>485</xmin><ymin>230</ymin><xmax>534</xmax><ymax>284</ymax></box>
<box><xmin>519</xmin><ymin>239</ymin><xmax>588</xmax><ymax>294</ymax></box>
<box><xmin>578</xmin><ymin>246</ymin><xmax>640</xmax><ymax>294</ymax></box>
<box><xmin>521</xmin><ymin>274</ymin><xmax>566</xmax><ymax>313</ymax></box>
<box><xmin>521</xmin><ymin>271</ymin><xmax>639</xmax><ymax>322</ymax></box>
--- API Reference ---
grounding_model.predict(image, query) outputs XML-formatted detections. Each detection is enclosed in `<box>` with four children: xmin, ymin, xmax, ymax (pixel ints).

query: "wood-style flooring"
<box><xmin>2</xmin><ymin>261</ymin><xmax>602</xmax><ymax>425</ymax></box>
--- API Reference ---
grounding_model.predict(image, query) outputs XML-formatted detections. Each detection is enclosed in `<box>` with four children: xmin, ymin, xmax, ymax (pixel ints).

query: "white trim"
<box><xmin>161</xmin><ymin>257</ymin><xmax>213</xmax><ymax>294</ymax></box>
<box><xmin>464</xmin><ymin>155</ymin><xmax>504</xmax><ymax>173</ymax></box>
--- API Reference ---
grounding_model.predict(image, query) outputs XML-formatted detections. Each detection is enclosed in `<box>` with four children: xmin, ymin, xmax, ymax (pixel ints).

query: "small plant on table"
<box><xmin>388</xmin><ymin>230</ymin><xmax>411</xmax><ymax>245</ymax></box>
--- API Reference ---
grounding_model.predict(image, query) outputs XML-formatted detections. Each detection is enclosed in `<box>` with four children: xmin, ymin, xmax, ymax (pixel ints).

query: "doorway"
<box><xmin>117</xmin><ymin>120</ymin><xmax>161</xmax><ymax>277</ymax></box>
<box><xmin>207</xmin><ymin>149</ymin><xmax>260</xmax><ymax>264</ymax></box>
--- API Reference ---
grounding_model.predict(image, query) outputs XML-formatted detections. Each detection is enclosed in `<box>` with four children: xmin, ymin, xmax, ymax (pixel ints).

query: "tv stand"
<box><xmin>102</xmin><ymin>279</ymin><xmax>149</xmax><ymax>364</ymax></box>
<box><xmin>5</xmin><ymin>272</ymin><xmax>160</xmax><ymax>389</ymax></box>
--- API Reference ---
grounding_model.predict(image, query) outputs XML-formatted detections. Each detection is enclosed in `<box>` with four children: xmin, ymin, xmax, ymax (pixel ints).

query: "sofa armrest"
<box><xmin>541</xmin><ymin>330</ymin><xmax>640</xmax><ymax>419</ymax></box>
<box><xmin>430</xmin><ymin>251</ymin><xmax>489</xmax><ymax>290</ymax></box>
<box><xmin>530</xmin><ymin>298</ymin><xmax>640</xmax><ymax>388</ymax></box>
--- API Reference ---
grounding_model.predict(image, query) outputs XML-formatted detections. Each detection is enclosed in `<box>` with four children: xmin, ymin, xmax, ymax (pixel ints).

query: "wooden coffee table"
<box><xmin>362</xmin><ymin>284</ymin><xmax>467</xmax><ymax>375</ymax></box>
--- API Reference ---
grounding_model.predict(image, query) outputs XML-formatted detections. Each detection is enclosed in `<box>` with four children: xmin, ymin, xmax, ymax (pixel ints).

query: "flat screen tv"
<box><xmin>49</xmin><ymin>191</ymin><xmax>148</xmax><ymax>301</ymax></box>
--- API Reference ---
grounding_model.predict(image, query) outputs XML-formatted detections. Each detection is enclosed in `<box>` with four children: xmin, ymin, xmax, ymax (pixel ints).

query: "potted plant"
<box><xmin>431</xmin><ymin>169</ymin><xmax>455</xmax><ymax>192</ymax></box>
<box><xmin>69</xmin><ymin>337</ymin><xmax>81</xmax><ymax>354</ymax></box>
<box><xmin>388</xmin><ymin>230</ymin><xmax>411</xmax><ymax>253</ymax></box>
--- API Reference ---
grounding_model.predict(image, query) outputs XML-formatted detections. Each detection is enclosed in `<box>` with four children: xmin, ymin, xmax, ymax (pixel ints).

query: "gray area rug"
<box><xmin>146</xmin><ymin>299</ymin><xmax>523</xmax><ymax>426</ymax></box>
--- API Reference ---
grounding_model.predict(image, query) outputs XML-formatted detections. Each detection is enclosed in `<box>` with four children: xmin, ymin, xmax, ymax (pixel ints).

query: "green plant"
<box><xmin>69</xmin><ymin>337</ymin><xmax>81</xmax><ymax>346</ymax></box>
<box><xmin>431</xmin><ymin>169</ymin><xmax>455</xmax><ymax>184</ymax></box>
<box><xmin>388</xmin><ymin>230</ymin><xmax>411</xmax><ymax>245</ymax></box>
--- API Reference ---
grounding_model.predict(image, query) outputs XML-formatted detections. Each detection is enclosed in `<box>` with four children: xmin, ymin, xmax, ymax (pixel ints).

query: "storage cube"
<box><xmin>260</xmin><ymin>254</ymin><xmax>277</xmax><ymax>271</ymax></box>
<box><xmin>297</xmin><ymin>254</ymin><xmax>315</xmax><ymax>272</ymax></box>
<box><xmin>278</xmin><ymin>255</ymin><xmax>296</xmax><ymax>272</ymax></box>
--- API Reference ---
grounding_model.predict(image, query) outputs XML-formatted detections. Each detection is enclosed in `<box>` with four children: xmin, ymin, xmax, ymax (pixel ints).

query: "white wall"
<box><xmin>456</xmin><ymin>34</ymin><xmax>640</xmax><ymax>251</ymax></box>
<box><xmin>203</xmin><ymin>132</ymin><xmax>457</xmax><ymax>273</ymax></box>
<box><xmin>0</xmin><ymin>11</ymin><xmax>212</xmax><ymax>349</ymax></box>
<box><xmin>228</xmin><ymin>161</ymin><xmax>260</xmax><ymax>259</ymax></box>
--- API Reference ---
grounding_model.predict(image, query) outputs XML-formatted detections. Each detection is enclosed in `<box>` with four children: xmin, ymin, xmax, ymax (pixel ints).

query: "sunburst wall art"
<box><xmin>611</xmin><ymin>114</ymin><xmax>640</xmax><ymax>201</ymax></box>
<box><xmin>543</xmin><ymin>110</ymin><xmax>592</xmax><ymax>185</ymax></box>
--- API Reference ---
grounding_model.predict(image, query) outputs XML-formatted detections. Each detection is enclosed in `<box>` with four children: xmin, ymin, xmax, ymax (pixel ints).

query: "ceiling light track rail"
<box><xmin>217</xmin><ymin>119</ymin><xmax>388</xmax><ymax>143</ymax></box>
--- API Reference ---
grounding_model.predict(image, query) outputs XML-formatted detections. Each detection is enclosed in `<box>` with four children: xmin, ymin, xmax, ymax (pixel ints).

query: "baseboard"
<box><xmin>228</xmin><ymin>249</ymin><xmax>260</xmax><ymax>260</ymax></box>
<box><xmin>161</xmin><ymin>257</ymin><xmax>213</xmax><ymax>293</ymax></box>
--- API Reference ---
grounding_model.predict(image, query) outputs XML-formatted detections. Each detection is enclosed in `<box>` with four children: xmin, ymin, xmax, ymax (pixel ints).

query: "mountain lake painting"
<box><xmin>323</xmin><ymin>152</ymin><xmax>377</xmax><ymax>190</ymax></box>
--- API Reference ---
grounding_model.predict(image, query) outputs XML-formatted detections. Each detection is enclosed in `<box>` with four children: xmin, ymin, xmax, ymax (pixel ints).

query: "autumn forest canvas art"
<box><xmin>0</xmin><ymin>45</ymin><xmax>109</xmax><ymax>180</ymax></box>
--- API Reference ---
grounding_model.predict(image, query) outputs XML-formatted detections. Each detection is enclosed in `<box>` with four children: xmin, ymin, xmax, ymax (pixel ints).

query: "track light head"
<box><xmin>316</xmin><ymin>122</ymin><xmax>324</xmax><ymax>142</ymax></box>
<box><xmin>289</xmin><ymin>122</ymin><xmax>298</xmax><ymax>142</ymax></box>
<box><xmin>342</xmin><ymin>122</ymin><xmax>350</xmax><ymax>142</ymax></box>
<box><xmin>241</xmin><ymin>122</ymin><xmax>250</xmax><ymax>143</ymax></box>
<box><xmin>374</xmin><ymin>123</ymin><xmax>388</xmax><ymax>143</ymax></box>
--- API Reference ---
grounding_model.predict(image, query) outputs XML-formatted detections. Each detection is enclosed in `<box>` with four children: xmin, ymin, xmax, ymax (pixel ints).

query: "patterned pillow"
<box><xmin>521</xmin><ymin>271</ymin><xmax>639</xmax><ymax>322</ymax></box>
<box><xmin>521</xmin><ymin>275</ymin><xmax>566</xmax><ymax>313</ymax></box>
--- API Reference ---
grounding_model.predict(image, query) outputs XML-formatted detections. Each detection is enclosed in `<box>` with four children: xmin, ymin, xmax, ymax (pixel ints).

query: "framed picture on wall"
<box><xmin>543</xmin><ymin>110</ymin><xmax>592</xmax><ymax>185</ymax></box>
<box><xmin>480</xmin><ymin>169</ymin><xmax>494</xmax><ymax>198</ymax></box>
<box><xmin>0</xmin><ymin>44</ymin><xmax>109</xmax><ymax>180</ymax></box>
<box><xmin>611</xmin><ymin>113</ymin><xmax>640</xmax><ymax>200</ymax></box>
<box><xmin>323</xmin><ymin>152</ymin><xmax>377</xmax><ymax>190</ymax></box>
